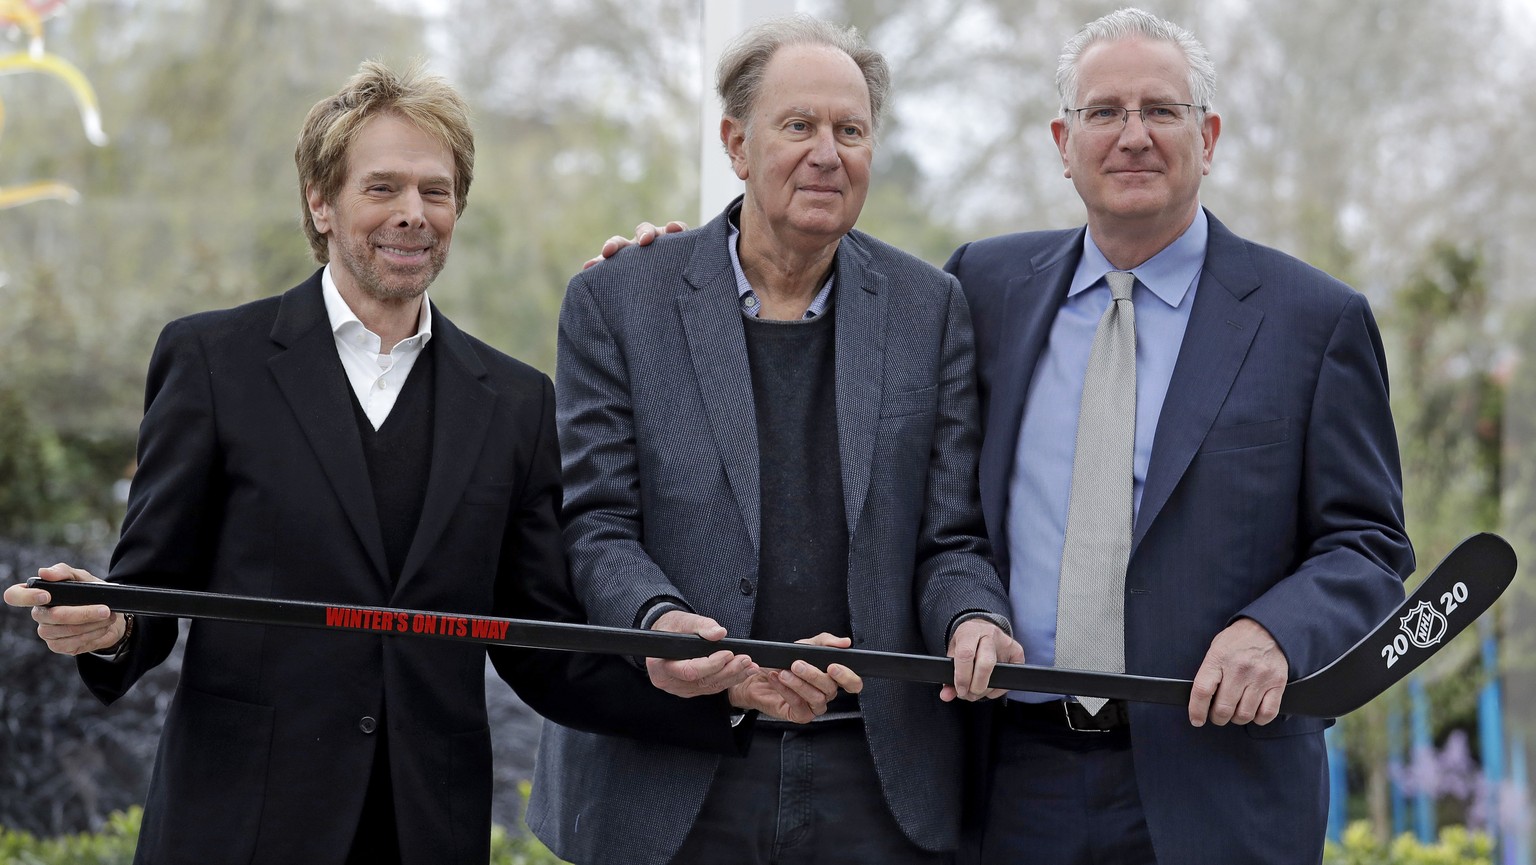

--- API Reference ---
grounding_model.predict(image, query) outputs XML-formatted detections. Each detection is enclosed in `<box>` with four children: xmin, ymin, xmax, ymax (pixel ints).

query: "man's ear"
<box><xmin>1050</xmin><ymin>117</ymin><xmax>1072</xmax><ymax>178</ymax></box>
<box><xmin>722</xmin><ymin>116</ymin><xmax>749</xmax><ymax>182</ymax></box>
<box><xmin>305</xmin><ymin>184</ymin><xmax>332</xmax><ymax>235</ymax></box>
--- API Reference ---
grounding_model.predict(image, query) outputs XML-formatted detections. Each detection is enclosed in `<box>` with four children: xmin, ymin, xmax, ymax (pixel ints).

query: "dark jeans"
<box><xmin>981</xmin><ymin>710</ymin><xmax>1158</xmax><ymax>864</ymax></box>
<box><xmin>671</xmin><ymin>719</ymin><xmax>952</xmax><ymax>865</ymax></box>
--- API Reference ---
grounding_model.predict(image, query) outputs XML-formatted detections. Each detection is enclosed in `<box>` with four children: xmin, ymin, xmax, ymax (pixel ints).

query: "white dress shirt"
<box><xmin>321</xmin><ymin>265</ymin><xmax>433</xmax><ymax>430</ymax></box>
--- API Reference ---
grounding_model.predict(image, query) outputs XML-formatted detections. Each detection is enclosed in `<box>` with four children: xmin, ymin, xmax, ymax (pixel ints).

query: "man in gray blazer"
<box><xmin>529</xmin><ymin>15</ymin><xmax>1018</xmax><ymax>865</ymax></box>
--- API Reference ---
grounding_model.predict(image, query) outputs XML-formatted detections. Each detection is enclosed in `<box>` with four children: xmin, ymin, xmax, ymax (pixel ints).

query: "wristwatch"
<box><xmin>103</xmin><ymin>612</ymin><xmax>135</xmax><ymax>661</ymax></box>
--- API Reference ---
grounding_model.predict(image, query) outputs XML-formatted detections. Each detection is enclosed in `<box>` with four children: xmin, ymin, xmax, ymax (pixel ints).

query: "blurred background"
<box><xmin>2</xmin><ymin>0</ymin><xmax>1534</xmax><ymax>860</ymax></box>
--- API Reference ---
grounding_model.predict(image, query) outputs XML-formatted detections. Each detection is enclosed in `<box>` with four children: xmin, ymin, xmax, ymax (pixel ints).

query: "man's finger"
<box><xmin>4</xmin><ymin>583</ymin><xmax>50</xmax><ymax>607</ymax></box>
<box><xmin>826</xmin><ymin>663</ymin><xmax>862</xmax><ymax>694</ymax></box>
<box><xmin>1188</xmin><ymin>660</ymin><xmax>1222</xmax><ymax>726</ymax></box>
<box><xmin>32</xmin><ymin>603</ymin><xmax>113</xmax><ymax>626</ymax></box>
<box><xmin>965</xmin><ymin>634</ymin><xmax>999</xmax><ymax>701</ymax></box>
<box><xmin>980</xmin><ymin>635</ymin><xmax>1025</xmax><ymax>700</ymax></box>
<box><xmin>951</xmin><ymin>638</ymin><xmax>977</xmax><ymax>701</ymax></box>
<box><xmin>1254</xmin><ymin>684</ymin><xmax>1286</xmax><ymax>726</ymax></box>
<box><xmin>753</xmin><ymin>675</ymin><xmax>819</xmax><ymax>723</ymax></box>
<box><xmin>794</xmin><ymin>632</ymin><xmax>852</xmax><ymax>649</ymax></box>
<box><xmin>1228</xmin><ymin>684</ymin><xmax>1262</xmax><ymax>725</ymax></box>
<box><xmin>652</xmin><ymin>610</ymin><xmax>727</xmax><ymax>640</ymax></box>
<box><xmin>663</xmin><ymin>650</ymin><xmax>733</xmax><ymax>682</ymax></box>
<box><xmin>39</xmin><ymin>616</ymin><xmax>121</xmax><ymax>656</ymax></box>
<box><xmin>1207</xmin><ymin>681</ymin><xmax>1241</xmax><ymax>726</ymax></box>
<box><xmin>776</xmin><ymin>665</ymin><xmax>834</xmax><ymax>712</ymax></box>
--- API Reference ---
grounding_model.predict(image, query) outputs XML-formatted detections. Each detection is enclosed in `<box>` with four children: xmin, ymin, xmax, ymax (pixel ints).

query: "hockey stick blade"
<box><xmin>1279</xmin><ymin>532</ymin><xmax>1517</xmax><ymax>717</ymax></box>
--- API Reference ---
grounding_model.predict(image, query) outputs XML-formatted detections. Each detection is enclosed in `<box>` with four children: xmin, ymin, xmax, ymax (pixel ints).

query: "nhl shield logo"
<box><xmin>1399</xmin><ymin>601</ymin><xmax>1448</xmax><ymax>650</ymax></box>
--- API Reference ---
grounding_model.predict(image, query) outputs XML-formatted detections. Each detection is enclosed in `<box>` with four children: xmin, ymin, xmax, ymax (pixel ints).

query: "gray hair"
<box><xmin>716</xmin><ymin>14</ymin><xmax>890</xmax><ymax>140</ymax></box>
<box><xmin>1056</xmin><ymin>7</ymin><xmax>1216</xmax><ymax>118</ymax></box>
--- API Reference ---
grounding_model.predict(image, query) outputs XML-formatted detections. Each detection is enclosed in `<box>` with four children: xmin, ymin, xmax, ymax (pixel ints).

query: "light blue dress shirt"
<box><xmin>728</xmin><ymin>213</ymin><xmax>834</xmax><ymax>319</ymax></box>
<box><xmin>1007</xmin><ymin>209</ymin><xmax>1208</xmax><ymax>702</ymax></box>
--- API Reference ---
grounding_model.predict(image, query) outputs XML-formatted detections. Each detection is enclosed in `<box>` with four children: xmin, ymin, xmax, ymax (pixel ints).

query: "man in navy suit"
<box><xmin>943</xmin><ymin>8</ymin><xmax>1413</xmax><ymax>863</ymax></box>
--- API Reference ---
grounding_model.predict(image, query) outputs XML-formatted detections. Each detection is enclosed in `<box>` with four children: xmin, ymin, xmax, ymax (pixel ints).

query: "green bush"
<box><xmin>0</xmin><ymin>784</ymin><xmax>570</xmax><ymax>865</ymax></box>
<box><xmin>0</xmin><ymin>807</ymin><xmax>139</xmax><ymax>865</ymax></box>
<box><xmin>1325</xmin><ymin>820</ymin><xmax>1493</xmax><ymax>865</ymax></box>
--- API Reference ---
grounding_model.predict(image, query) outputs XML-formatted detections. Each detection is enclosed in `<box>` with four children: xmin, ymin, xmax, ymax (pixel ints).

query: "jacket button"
<box><xmin>739</xmin><ymin>579</ymin><xmax>754</xmax><ymax>596</ymax></box>
<box><xmin>359</xmin><ymin>716</ymin><xmax>378</xmax><ymax>734</ymax></box>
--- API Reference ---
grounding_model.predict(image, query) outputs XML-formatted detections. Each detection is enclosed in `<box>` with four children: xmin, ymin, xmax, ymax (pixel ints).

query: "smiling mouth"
<box><xmin>378</xmin><ymin>244</ymin><xmax>431</xmax><ymax>259</ymax></box>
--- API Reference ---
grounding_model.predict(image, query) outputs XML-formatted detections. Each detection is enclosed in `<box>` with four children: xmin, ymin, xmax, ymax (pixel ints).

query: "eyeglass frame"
<box><xmin>1065</xmin><ymin>103</ymin><xmax>1208</xmax><ymax>131</ymax></box>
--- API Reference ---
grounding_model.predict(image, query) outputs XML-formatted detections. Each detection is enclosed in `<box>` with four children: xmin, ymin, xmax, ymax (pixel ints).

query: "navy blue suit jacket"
<box><xmin>945</xmin><ymin>210</ymin><xmax>1413</xmax><ymax>864</ymax></box>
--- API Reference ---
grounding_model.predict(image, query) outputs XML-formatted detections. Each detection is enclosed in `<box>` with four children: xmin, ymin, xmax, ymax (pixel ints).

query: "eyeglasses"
<box><xmin>1068</xmin><ymin>103</ymin><xmax>1204</xmax><ymax>131</ymax></box>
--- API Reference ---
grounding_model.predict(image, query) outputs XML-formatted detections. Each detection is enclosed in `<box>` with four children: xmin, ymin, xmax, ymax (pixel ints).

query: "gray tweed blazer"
<box><xmin>529</xmin><ymin>202</ymin><xmax>1010</xmax><ymax>864</ymax></box>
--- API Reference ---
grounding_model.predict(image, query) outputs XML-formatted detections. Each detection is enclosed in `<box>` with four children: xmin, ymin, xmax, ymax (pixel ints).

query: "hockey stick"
<box><xmin>29</xmin><ymin>533</ymin><xmax>1515</xmax><ymax>717</ymax></box>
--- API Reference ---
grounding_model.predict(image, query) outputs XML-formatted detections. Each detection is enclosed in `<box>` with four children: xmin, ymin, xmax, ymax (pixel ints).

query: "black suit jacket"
<box><xmin>78</xmin><ymin>272</ymin><xmax>734</xmax><ymax>865</ymax></box>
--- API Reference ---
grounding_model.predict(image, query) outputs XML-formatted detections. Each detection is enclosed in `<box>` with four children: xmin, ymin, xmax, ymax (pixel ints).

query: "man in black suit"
<box><xmin>4</xmin><ymin>61</ymin><xmax>723</xmax><ymax>865</ymax></box>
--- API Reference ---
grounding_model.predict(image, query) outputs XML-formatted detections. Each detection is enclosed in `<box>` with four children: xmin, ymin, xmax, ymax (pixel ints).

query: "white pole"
<box><xmin>699</xmin><ymin>0</ymin><xmax>797</xmax><ymax>224</ymax></box>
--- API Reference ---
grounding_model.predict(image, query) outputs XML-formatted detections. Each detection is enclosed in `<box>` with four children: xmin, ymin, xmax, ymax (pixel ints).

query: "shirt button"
<box><xmin>743</xmin><ymin>295</ymin><xmax>758</xmax><ymax>308</ymax></box>
<box><xmin>375</xmin><ymin>380</ymin><xmax>387</xmax><ymax>390</ymax></box>
<box><xmin>739</xmin><ymin>579</ymin><xmax>754</xmax><ymax>596</ymax></box>
<box><xmin>359</xmin><ymin>716</ymin><xmax>377</xmax><ymax>734</ymax></box>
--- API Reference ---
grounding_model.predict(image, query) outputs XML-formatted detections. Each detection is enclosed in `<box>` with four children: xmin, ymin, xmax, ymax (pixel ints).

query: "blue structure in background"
<box><xmin>1411</xmin><ymin>677</ymin><xmax>1435</xmax><ymax>843</ymax></box>
<box><xmin>1390</xmin><ymin>693</ymin><xmax>1408</xmax><ymax>837</ymax></box>
<box><xmin>1479</xmin><ymin>622</ymin><xmax>1504</xmax><ymax>859</ymax></box>
<box><xmin>1326</xmin><ymin>724</ymin><xmax>1347</xmax><ymax>843</ymax></box>
<box><xmin>1513</xmin><ymin>738</ymin><xmax>1530</xmax><ymax>865</ymax></box>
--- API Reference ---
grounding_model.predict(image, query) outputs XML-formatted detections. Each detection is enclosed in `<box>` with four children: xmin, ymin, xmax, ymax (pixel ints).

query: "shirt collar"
<box><xmin>321</xmin><ymin>264</ymin><xmax>433</xmax><ymax>349</ymax></box>
<box><xmin>727</xmin><ymin>205</ymin><xmax>835</xmax><ymax>319</ymax></box>
<box><xmin>1069</xmin><ymin>208</ymin><xmax>1208</xmax><ymax>308</ymax></box>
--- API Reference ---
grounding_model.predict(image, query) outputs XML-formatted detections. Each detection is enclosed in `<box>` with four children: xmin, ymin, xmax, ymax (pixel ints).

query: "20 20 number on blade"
<box><xmin>1278</xmin><ymin>532</ymin><xmax>1517</xmax><ymax>717</ymax></box>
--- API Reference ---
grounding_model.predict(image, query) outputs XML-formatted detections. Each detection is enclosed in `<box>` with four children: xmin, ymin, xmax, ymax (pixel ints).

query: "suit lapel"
<box><xmin>679</xmin><ymin>213</ymin><xmax>762</xmax><ymax>554</ymax></box>
<box><xmin>978</xmin><ymin>232</ymin><xmax>1080</xmax><ymax>573</ymax></box>
<box><xmin>267</xmin><ymin>274</ymin><xmax>391</xmax><ymax>586</ymax></box>
<box><xmin>1134</xmin><ymin>213</ymin><xmax>1263</xmax><ymax>552</ymax></box>
<box><xmin>396</xmin><ymin>309</ymin><xmax>496</xmax><ymax>594</ymax></box>
<box><xmin>832</xmin><ymin>235</ymin><xmax>884</xmax><ymax>535</ymax></box>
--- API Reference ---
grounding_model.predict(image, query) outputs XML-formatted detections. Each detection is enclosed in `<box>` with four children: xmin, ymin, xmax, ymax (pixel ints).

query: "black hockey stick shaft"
<box><xmin>33</xmin><ymin>575</ymin><xmax>1189</xmax><ymax>705</ymax></box>
<box><xmin>29</xmin><ymin>533</ymin><xmax>1515</xmax><ymax>717</ymax></box>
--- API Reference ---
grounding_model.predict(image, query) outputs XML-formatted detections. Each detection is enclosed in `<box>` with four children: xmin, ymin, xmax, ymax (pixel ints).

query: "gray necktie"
<box><xmin>1055</xmin><ymin>270</ymin><xmax>1136</xmax><ymax>715</ymax></box>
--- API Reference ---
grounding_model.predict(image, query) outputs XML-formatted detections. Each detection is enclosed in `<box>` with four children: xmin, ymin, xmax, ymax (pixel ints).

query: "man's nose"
<box><xmin>394</xmin><ymin>189</ymin><xmax>427</xmax><ymax>227</ymax></box>
<box><xmin>808</xmin><ymin>126</ymin><xmax>842</xmax><ymax>169</ymax></box>
<box><xmin>1116</xmin><ymin>111</ymin><xmax>1154</xmax><ymax>149</ymax></box>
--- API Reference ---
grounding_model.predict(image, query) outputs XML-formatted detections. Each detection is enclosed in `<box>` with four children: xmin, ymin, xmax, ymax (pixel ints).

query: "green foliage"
<box><xmin>0</xmin><ymin>790</ymin><xmax>571</xmax><ymax>865</ymax></box>
<box><xmin>0</xmin><ymin>807</ymin><xmax>141</xmax><ymax>865</ymax></box>
<box><xmin>0</xmin><ymin>387</ymin><xmax>129</xmax><ymax>545</ymax></box>
<box><xmin>488</xmin><ymin>782</ymin><xmax>570</xmax><ymax>865</ymax></box>
<box><xmin>1324</xmin><ymin>821</ymin><xmax>1492</xmax><ymax>865</ymax></box>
